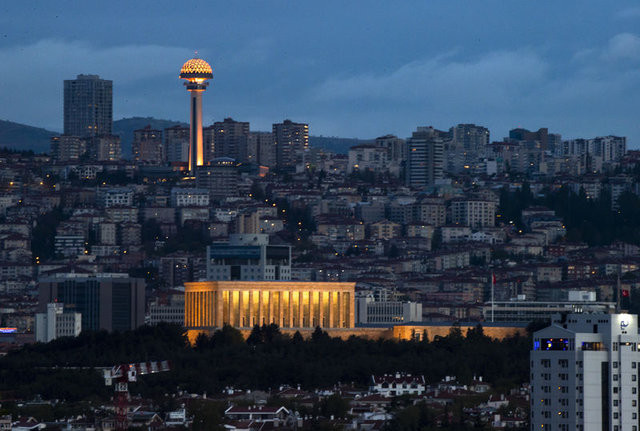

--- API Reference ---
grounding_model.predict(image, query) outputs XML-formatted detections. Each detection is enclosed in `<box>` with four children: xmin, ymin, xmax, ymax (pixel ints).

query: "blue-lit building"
<box><xmin>531</xmin><ymin>313</ymin><xmax>640</xmax><ymax>431</ymax></box>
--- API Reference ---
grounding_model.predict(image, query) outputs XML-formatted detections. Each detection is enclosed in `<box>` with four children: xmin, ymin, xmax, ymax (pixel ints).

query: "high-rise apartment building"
<box><xmin>64</xmin><ymin>74</ymin><xmax>113</xmax><ymax>137</ymax></box>
<box><xmin>509</xmin><ymin>127</ymin><xmax>549</xmax><ymax>149</ymax></box>
<box><xmin>248</xmin><ymin>131</ymin><xmax>276</xmax><ymax>167</ymax></box>
<box><xmin>164</xmin><ymin>125</ymin><xmax>190</xmax><ymax>163</ymax></box>
<box><xmin>273</xmin><ymin>119</ymin><xmax>309</xmax><ymax>170</ymax></box>
<box><xmin>212</xmin><ymin>117</ymin><xmax>250</xmax><ymax>161</ymax></box>
<box><xmin>450</xmin><ymin>124</ymin><xmax>490</xmax><ymax>152</ymax></box>
<box><xmin>203</xmin><ymin>125</ymin><xmax>216</xmax><ymax>164</ymax></box>
<box><xmin>375</xmin><ymin>134</ymin><xmax>406</xmax><ymax>163</ymax></box>
<box><xmin>531</xmin><ymin>313</ymin><xmax>640</xmax><ymax>431</ymax></box>
<box><xmin>405</xmin><ymin>126</ymin><xmax>445</xmax><ymax>188</ymax></box>
<box><xmin>132</xmin><ymin>126</ymin><xmax>164</xmax><ymax>165</ymax></box>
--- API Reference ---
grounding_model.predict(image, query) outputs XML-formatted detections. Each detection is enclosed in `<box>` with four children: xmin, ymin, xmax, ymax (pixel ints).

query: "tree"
<box><xmin>210</xmin><ymin>324</ymin><xmax>244</xmax><ymax>347</ymax></box>
<box><xmin>319</xmin><ymin>394</ymin><xmax>349</xmax><ymax>418</ymax></box>
<box><xmin>189</xmin><ymin>400</ymin><xmax>224</xmax><ymax>431</ymax></box>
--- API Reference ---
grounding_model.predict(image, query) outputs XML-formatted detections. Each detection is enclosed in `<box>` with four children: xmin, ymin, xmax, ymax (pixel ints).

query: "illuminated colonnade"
<box><xmin>185</xmin><ymin>281</ymin><xmax>355</xmax><ymax>329</ymax></box>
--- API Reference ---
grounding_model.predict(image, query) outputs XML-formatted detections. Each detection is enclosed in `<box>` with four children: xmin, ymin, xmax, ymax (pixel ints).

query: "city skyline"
<box><xmin>0</xmin><ymin>2</ymin><xmax>639</xmax><ymax>146</ymax></box>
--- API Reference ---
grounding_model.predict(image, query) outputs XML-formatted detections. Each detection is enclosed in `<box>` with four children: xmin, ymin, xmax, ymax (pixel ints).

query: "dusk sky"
<box><xmin>2</xmin><ymin>1</ymin><xmax>640</xmax><ymax>145</ymax></box>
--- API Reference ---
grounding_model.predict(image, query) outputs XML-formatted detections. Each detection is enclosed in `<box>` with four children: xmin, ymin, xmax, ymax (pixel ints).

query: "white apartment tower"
<box><xmin>405</xmin><ymin>126</ymin><xmax>445</xmax><ymax>188</ymax></box>
<box><xmin>531</xmin><ymin>313</ymin><xmax>640</xmax><ymax>431</ymax></box>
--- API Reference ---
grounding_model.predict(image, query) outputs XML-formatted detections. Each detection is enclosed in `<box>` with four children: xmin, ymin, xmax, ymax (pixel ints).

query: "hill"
<box><xmin>0</xmin><ymin>117</ymin><xmax>372</xmax><ymax>156</ymax></box>
<box><xmin>113</xmin><ymin>117</ymin><xmax>187</xmax><ymax>158</ymax></box>
<box><xmin>0</xmin><ymin>119</ymin><xmax>57</xmax><ymax>153</ymax></box>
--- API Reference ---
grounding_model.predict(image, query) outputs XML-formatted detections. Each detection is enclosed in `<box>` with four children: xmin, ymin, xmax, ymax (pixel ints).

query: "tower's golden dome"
<box><xmin>179</xmin><ymin>58</ymin><xmax>213</xmax><ymax>80</ymax></box>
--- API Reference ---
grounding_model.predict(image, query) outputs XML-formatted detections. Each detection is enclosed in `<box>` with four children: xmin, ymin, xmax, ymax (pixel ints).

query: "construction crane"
<box><xmin>102</xmin><ymin>360</ymin><xmax>170</xmax><ymax>431</ymax></box>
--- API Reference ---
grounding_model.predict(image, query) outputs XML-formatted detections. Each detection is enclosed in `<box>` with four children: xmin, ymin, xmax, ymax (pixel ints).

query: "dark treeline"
<box><xmin>500</xmin><ymin>183</ymin><xmax>640</xmax><ymax>246</ymax></box>
<box><xmin>0</xmin><ymin>324</ymin><xmax>531</xmax><ymax>403</ymax></box>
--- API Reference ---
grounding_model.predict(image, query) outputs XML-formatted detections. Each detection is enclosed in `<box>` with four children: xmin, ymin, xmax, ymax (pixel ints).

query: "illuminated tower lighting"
<box><xmin>179</xmin><ymin>56</ymin><xmax>213</xmax><ymax>174</ymax></box>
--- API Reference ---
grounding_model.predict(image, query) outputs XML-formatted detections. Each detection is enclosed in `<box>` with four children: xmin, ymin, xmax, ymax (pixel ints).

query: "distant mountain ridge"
<box><xmin>0</xmin><ymin>117</ymin><xmax>371</xmax><ymax>155</ymax></box>
<box><xmin>0</xmin><ymin>120</ymin><xmax>57</xmax><ymax>153</ymax></box>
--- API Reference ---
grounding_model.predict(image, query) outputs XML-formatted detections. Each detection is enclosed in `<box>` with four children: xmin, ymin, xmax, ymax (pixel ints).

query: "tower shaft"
<box><xmin>188</xmin><ymin>88</ymin><xmax>205</xmax><ymax>173</ymax></box>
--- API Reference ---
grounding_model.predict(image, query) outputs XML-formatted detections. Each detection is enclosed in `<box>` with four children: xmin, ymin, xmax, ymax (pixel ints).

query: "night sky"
<box><xmin>1</xmin><ymin>1</ymin><xmax>640</xmax><ymax>145</ymax></box>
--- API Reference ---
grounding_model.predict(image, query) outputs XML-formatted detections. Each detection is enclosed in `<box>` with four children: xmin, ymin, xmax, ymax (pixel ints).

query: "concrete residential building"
<box><xmin>54</xmin><ymin>235</ymin><xmax>85</xmax><ymax>257</ymax></box>
<box><xmin>531</xmin><ymin>313</ymin><xmax>640</xmax><ymax>431</ymax></box>
<box><xmin>347</xmin><ymin>145</ymin><xmax>389</xmax><ymax>174</ymax></box>
<box><xmin>248</xmin><ymin>131</ymin><xmax>276</xmax><ymax>167</ymax></box>
<box><xmin>64</xmin><ymin>74</ymin><xmax>113</xmax><ymax>137</ymax></box>
<box><xmin>164</xmin><ymin>125</ymin><xmax>190</xmax><ymax>163</ymax></box>
<box><xmin>170</xmin><ymin>188</ymin><xmax>210</xmax><ymax>207</ymax></box>
<box><xmin>273</xmin><ymin>119</ymin><xmax>309</xmax><ymax>170</ymax></box>
<box><xmin>89</xmin><ymin>135</ymin><xmax>121</xmax><ymax>161</ymax></box>
<box><xmin>450</xmin><ymin>124</ymin><xmax>490</xmax><ymax>152</ymax></box>
<box><xmin>50</xmin><ymin>135</ymin><xmax>87</xmax><ymax>162</ymax></box>
<box><xmin>195</xmin><ymin>157</ymin><xmax>238</xmax><ymax>200</ymax></box>
<box><xmin>132</xmin><ymin>126</ymin><xmax>164</xmax><ymax>164</ymax></box>
<box><xmin>212</xmin><ymin>117</ymin><xmax>250</xmax><ymax>161</ymax></box>
<box><xmin>97</xmin><ymin>187</ymin><xmax>134</xmax><ymax>208</ymax></box>
<box><xmin>449</xmin><ymin>198</ymin><xmax>496</xmax><ymax>228</ymax></box>
<box><xmin>406</xmin><ymin>126</ymin><xmax>446</xmax><ymax>188</ymax></box>
<box><xmin>206</xmin><ymin>234</ymin><xmax>291</xmax><ymax>281</ymax></box>
<box><xmin>35</xmin><ymin>302</ymin><xmax>82</xmax><ymax>342</ymax></box>
<box><xmin>38</xmin><ymin>273</ymin><xmax>145</xmax><ymax>332</ymax></box>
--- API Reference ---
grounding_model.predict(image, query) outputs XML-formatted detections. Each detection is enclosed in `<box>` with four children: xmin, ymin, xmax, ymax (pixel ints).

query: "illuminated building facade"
<box><xmin>184</xmin><ymin>281</ymin><xmax>355</xmax><ymax>330</ymax></box>
<box><xmin>179</xmin><ymin>58</ymin><xmax>213</xmax><ymax>174</ymax></box>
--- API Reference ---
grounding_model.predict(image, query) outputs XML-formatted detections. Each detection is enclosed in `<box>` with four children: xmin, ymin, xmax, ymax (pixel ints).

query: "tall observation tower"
<box><xmin>179</xmin><ymin>57</ymin><xmax>213</xmax><ymax>174</ymax></box>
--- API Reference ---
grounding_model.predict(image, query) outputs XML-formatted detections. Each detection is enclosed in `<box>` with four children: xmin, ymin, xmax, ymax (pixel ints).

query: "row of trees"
<box><xmin>0</xmin><ymin>323</ymin><xmax>532</xmax><ymax>405</ymax></box>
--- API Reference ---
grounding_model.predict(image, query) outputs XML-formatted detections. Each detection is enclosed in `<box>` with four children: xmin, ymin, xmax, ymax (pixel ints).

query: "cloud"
<box><xmin>604</xmin><ymin>33</ymin><xmax>640</xmax><ymax>61</ymax></box>
<box><xmin>311</xmin><ymin>50</ymin><xmax>547</xmax><ymax>108</ymax></box>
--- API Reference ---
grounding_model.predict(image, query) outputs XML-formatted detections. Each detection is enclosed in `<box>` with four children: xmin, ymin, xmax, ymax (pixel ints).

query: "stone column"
<box><xmin>318</xmin><ymin>292</ymin><xmax>324</xmax><ymax>328</ymax></box>
<box><xmin>337</xmin><ymin>292</ymin><xmax>343</xmax><ymax>328</ymax></box>
<box><xmin>258</xmin><ymin>289</ymin><xmax>263</xmax><ymax>326</ymax></box>
<box><xmin>268</xmin><ymin>291</ymin><xmax>274</xmax><ymax>324</ymax></box>
<box><xmin>298</xmin><ymin>292</ymin><xmax>303</xmax><ymax>327</ymax></box>
<box><xmin>238</xmin><ymin>291</ymin><xmax>242</xmax><ymax>327</ymax></box>
<box><xmin>248</xmin><ymin>290</ymin><xmax>254</xmax><ymax>327</ymax></box>
<box><xmin>215</xmin><ymin>289</ymin><xmax>223</xmax><ymax>328</ymax></box>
